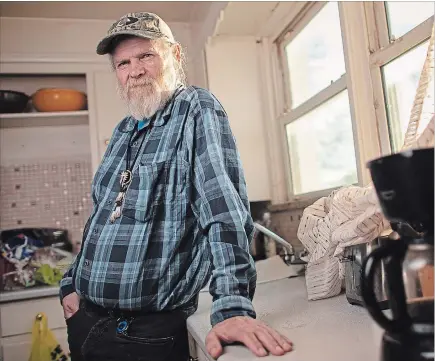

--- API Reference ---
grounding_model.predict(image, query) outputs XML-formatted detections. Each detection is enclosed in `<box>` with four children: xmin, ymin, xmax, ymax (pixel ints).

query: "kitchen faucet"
<box><xmin>253</xmin><ymin>222</ymin><xmax>309</xmax><ymax>265</ymax></box>
<box><xmin>253</xmin><ymin>222</ymin><xmax>294</xmax><ymax>254</ymax></box>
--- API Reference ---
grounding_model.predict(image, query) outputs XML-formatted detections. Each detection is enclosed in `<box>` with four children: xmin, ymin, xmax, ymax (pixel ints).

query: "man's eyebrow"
<box><xmin>140</xmin><ymin>48</ymin><xmax>157</xmax><ymax>54</ymax></box>
<box><xmin>136</xmin><ymin>52</ymin><xmax>149</xmax><ymax>57</ymax></box>
<box><xmin>114</xmin><ymin>47</ymin><xmax>157</xmax><ymax>64</ymax></box>
<box><xmin>114</xmin><ymin>57</ymin><xmax>129</xmax><ymax>64</ymax></box>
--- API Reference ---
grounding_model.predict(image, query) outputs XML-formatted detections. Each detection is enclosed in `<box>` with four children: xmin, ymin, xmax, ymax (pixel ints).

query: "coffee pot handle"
<box><xmin>361</xmin><ymin>240</ymin><xmax>412</xmax><ymax>334</ymax></box>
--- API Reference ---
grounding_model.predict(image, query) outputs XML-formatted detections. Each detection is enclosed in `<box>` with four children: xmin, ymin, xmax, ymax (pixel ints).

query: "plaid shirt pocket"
<box><xmin>123</xmin><ymin>162</ymin><xmax>162</xmax><ymax>222</ymax></box>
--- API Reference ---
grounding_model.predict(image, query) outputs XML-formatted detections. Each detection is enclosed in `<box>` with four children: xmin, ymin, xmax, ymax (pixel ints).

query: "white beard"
<box><xmin>117</xmin><ymin>67</ymin><xmax>177</xmax><ymax>121</ymax></box>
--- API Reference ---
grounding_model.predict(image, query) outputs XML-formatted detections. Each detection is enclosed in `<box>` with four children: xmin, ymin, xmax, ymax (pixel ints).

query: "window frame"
<box><xmin>274</xmin><ymin>1</ymin><xmax>357</xmax><ymax>199</ymax></box>
<box><xmin>261</xmin><ymin>1</ymin><xmax>433</xmax><ymax>205</ymax></box>
<box><xmin>366</xmin><ymin>2</ymin><xmax>434</xmax><ymax>155</ymax></box>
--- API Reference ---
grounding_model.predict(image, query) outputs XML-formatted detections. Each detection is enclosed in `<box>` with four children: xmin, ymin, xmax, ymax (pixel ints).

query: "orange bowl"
<box><xmin>32</xmin><ymin>88</ymin><xmax>87</xmax><ymax>112</ymax></box>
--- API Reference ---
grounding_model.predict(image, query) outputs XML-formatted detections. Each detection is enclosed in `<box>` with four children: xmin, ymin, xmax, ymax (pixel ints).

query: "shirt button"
<box><xmin>93</xmin><ymin>228</ymin><xmax>98</xmax><ymax>234</ymax></box>
<box><xmin>133</xmin><ymin>141</ymin><xmax>138</xmax><ymax>146</ymax></box>
<box><xmin>107</xmin><ymin>200</ymin><xmax>112</xmax><ymax>205</ymax></box>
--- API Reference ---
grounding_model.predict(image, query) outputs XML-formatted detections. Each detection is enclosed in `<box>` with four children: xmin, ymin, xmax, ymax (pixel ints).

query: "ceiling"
<box><xmin>215</xmin><ymin>1</ymin><xmax>279</xmax><ymax>36</ymax></box>
<box><xmin>0</xmin><ymin>1</ymin><xmax>213</xmax><ymax>23</ymax></box>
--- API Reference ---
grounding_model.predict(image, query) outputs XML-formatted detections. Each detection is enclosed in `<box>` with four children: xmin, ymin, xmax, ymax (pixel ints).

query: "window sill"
<box><xmin>268</xmin><ymin>197</ymin><xmax>320</xmax><ymax>212</ymax></box>
<box><xmin>268</xmin><ymin>184</ymin><xmax>357</xmax><ymax>212</ymax></box>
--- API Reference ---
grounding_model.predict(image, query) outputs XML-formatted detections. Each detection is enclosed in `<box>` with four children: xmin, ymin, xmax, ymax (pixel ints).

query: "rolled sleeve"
<box><xmin>59</xmin><ymin>257</ymin><xmax>78</xmax><ymax>303</ymax></box>
<box><xmin>191</xmin><ymin>105</ymin><xmax>257</xmax><ymax>326</ymax></box>
<box><xmin>59</xmin><ymin>216</ymin><xmax>92</xmax><ymax>303</ymax></box>
<box><xmin>59</xmin><ymin>268</ymin><xmax>75</xmax><ymax>302</ymax></box>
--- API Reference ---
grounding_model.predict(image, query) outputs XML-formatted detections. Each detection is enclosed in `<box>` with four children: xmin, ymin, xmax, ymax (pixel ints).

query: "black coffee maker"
<box><xmin>361</xmin><ymin>147</ymin><xmax>434</xmax><ymax>361</ymax></box>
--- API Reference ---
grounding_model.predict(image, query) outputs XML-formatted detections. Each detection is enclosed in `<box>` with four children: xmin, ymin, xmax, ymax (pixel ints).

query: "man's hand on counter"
<box><xmin>205</xmin><ymin>316</ymin><xmax>293</xmax><ymax>359</ymax></box>
<box><xmin>62</xmin><ymin>292</ymin><xmax>80</xmax><ymax>319</ymax></box>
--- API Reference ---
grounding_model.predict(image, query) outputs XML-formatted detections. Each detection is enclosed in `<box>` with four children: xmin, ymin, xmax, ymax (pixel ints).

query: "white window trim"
<box><xmin>278</xmin><ymin>75</ymin><xmax>347</xmax><ymax>126</ymax></box>
<box><xmin>272</xmin><ymin>1</ymin><xmax>361</xmax><ymax>201</ymax></box>
<box><xmin>339</xmin><ymin>2</ymin><xmax>382</xmax><ymax>187</ymax></box>
<box><xmin>257</xmin><ymin>38</ymin><xmax>289</xmax><ymax>204</ymax></box>
<box><xmin>372</xmin><ymin>16</ymin><xmax>434</xmax><ymax>66</ymax></box>
<box><xmin>366</xmin><ymin>1</ymin><xmax>434</xmax><ymax>155</ymax></box>
<box><xmin>260</xmin><ymin>1</ymin><xmax>433</xmax><ymax>205</ymax></box>
<box><xmin>275</xmin><ymin>2</ymin><xmax>326</xmax><ymax>114</ymax></box>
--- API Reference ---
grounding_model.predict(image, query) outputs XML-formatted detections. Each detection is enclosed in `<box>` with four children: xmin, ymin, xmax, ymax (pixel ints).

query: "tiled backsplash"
<box><xmin>0</xmin><ymin>158</ymin><xmax>93</xmax><ymax>248</ymax></box>
<box><xmin>268</xmin><ymin>199</ymin><xmax>320</xmax><ymax>252</ymax></box>
<box><xmin>0</xmin><ymin>158</ymin><xmax>312</xmax><ymax>254</ymax></box>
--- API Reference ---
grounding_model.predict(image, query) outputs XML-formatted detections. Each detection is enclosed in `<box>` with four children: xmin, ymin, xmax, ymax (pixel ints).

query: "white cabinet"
<box><xmin>0</xmin><ymin>296</ymin><xmax>69</xmax><ymax>361</ymax></box>
<box><xmin>0</xmin><ymin>62</ymin><xmax>127</xmax><ymax>173</ymax></box>
<box><xmin>188</xmin><ymin>332</ymin><xmax>213</xmax><ymax>361</ymax></box>
<box><xmin>0</xmin><ymin>70</ymin><xmax>94</xmax><ymax>248</ymax></box>
<box><xmin>2</xmin><ymin>329</ymin><xmax>69</xmax><ymax>361</ymax></box>
<box><xmin>88</xmin><ymin>70</ymin><xmax>128</xmax><ymax>163</ymax></box>
<box><xmin>197</xmin><ymin>347</ymin><xmax>212</xmax><ymax>361</ymax></box>
<box><xmin>0</xmin><ymin>297</ymin><xmax>65</xmax><ymax>337</ymax></box>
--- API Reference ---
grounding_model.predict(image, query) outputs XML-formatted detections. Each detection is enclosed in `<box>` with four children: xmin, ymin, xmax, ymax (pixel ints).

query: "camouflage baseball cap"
<box><xmin>96</xmin><ymin>12</ymin><xmax>176</xmax><ymax>55</ymax></box>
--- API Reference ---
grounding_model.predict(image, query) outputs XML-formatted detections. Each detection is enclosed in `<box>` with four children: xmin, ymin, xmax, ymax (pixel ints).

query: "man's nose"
<box><xmin>129</xmin><ymin>59</ymin><xmax>145</xmax><ymax>78</ymax></box>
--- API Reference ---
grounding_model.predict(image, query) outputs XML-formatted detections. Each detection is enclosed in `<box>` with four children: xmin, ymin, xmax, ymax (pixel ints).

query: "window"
<box><xmin>382</xmin><ymin>40</ymin><xmax>430</xmax><ymax>151</ymax></box>
<box><xmin>385</xmin><ymin>2</ymin><xmax>434</xmax><ymax>40</ymax></box>
<box><xmin>284</xmin><ymin>3</ymin><xmax>346</xmax><ymax>109</ymax></box>
<box><xmin>263</xmin><ymin>1</ymin><xmax>433</xmax><ymax>204</ymax></box>
<box><xmin>277</xmin><ymin>2</ymin><xmax>358</xmax><ymax>196</ymax></box>
<box><xmin>285</xmin><ymin>90</ymin><xmax>357</xmax><ymax>195</ymax></box>
<box><xmin>370</xmin><ymin>2</ymin><xmax>434</xmax><ymax>152</ymax></box>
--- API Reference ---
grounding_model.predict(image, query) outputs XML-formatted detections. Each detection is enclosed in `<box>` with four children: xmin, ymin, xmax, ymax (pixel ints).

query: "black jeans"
<box><xmin>66</xmin><ymin>301</ymin><xmax>190</xmax><ymax>361</ymax></box>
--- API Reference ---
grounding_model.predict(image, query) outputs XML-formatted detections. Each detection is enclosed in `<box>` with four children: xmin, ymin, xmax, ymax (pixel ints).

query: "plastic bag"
<box><xmin>29</xmin><ymin>312</ymin><xmax>69</xmax><ymax>361</ymax></box>
<box><xmin>34</xmin><ymin>264</ymin><xmax>63</xmax><ymax>286</ymax></box>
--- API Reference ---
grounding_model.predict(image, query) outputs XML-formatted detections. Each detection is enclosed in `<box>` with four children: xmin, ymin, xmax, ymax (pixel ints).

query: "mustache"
<box><xmin>126</xmin><ymin>78</ymin><xmax>156</xmax><ymax>90</ymax></box>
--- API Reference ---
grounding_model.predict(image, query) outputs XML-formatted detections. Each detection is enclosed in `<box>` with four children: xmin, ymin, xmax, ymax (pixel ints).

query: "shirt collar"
<box><xmin>118</xmin><ymin>85</ymin><xmax>184</xmax><ymax>133</ymax></box>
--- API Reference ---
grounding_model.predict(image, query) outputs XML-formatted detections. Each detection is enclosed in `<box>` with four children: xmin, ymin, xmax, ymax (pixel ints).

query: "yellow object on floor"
<box><xmin>29</xmin><ymin>312</ymin><xmax>69</xmax><ymax>361</ymax></box>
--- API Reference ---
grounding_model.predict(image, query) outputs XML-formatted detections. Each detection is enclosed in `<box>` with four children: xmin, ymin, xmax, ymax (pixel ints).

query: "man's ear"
<box><xmin>173</xmin><ymin>44</ymin><xmax>181</xmax><ymax>62</ymax></box>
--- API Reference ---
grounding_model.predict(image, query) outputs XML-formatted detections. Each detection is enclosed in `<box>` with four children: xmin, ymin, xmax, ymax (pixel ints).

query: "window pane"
<box><xmin>285</xmin><ymin>2</ymin><xmax>346</xmax><ymax>109</ymax></box>
<box><xmin>382</xmin><ymin>40</ymin><xmax>429</xmax><ymax>151</ymax></box>
<box><xmin>286</xmin><ymin>90</ymin><xmax>357</xmax><ymax>195</ymax></box>
<box><xmin>386</xmin><ymin>1</ymin><xmax>434</xmax><ymax>40</ymax></box>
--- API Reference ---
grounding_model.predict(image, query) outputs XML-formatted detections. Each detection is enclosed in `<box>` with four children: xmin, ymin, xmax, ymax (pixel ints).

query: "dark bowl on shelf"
<box><xmin>0</xmin><ymin>90</ymin><xmax>30</xmax><ymax>114</ymax></box>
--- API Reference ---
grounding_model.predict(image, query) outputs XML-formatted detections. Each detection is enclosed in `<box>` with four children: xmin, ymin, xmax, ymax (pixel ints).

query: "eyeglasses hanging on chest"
<box><xmin>109</xmin><ymin>122</ymin><xmax>152</xmax><ymax>223</ymax></box>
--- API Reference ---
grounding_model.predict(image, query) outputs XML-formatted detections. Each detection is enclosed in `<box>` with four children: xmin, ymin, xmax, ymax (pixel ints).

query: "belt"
<box><xmin>83</xmin><ymin>300</ymin><xmax>152</xmax><ymax>318</ymax></box>
<box><xmin>82</xmin><ymin>297</ymin><xmax>198</xmax><ymax>320</ymax></box>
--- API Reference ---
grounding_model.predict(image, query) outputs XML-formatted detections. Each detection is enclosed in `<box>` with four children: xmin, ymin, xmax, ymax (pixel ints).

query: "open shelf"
<box><xmin>0</xmin><ymin>111</ymin><xmax>89</xmax><ymax>128</ymax></box>
<box><xmin>0</xmin><ymin>110</ymin><xmax>88</xmax><ymax>119</ymax></box>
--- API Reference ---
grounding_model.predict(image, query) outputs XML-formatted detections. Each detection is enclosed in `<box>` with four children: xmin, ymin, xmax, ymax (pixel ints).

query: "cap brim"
<box><xmin>96</xmin><ymin>30</ymin><xmax>172</xmax><ymax>55</ymax></box>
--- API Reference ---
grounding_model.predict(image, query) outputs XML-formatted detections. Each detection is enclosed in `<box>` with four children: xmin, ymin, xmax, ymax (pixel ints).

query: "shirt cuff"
<box><xmin>59</xmin><ymin>277</ymin><xmax>75</xmax><ymax>303</ymax></box>
<box><xmin>210</xmin><ymin>295</ymin><xmax>257</xmax><ymax>327</ymax></box>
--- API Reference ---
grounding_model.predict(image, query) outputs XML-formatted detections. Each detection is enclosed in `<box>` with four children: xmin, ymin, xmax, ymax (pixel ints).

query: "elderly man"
<box><xmin>60</xmin><ymin>12</ymin><xmax>293</xmax><ymax>361</ymax></box>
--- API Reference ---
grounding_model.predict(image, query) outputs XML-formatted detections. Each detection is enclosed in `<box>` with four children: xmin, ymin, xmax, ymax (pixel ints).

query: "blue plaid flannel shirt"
<box><xmin>60</xmin><ymin>86</ymin><xmax>257</xmax><ymax>326</ymax></box>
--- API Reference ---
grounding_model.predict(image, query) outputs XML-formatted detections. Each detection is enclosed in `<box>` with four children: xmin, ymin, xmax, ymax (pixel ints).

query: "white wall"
<box><xmin>0</xmin><ymin>16</ymin><xmax>207</xmax><ymax>168</ymax></box>
<box><xmin>0</xmin><ymin>17</ymin><xmax>198</xmax><ymax>85</ymax></box>
<box><xmin>188</xmin><ymin>2</ymin><xmax>229</xmax><ymax>89</ymax></box>
<box><xmin>205</xmin><ymin>36</ymin><xmax>271</xmax><ymax>201</ymax></box>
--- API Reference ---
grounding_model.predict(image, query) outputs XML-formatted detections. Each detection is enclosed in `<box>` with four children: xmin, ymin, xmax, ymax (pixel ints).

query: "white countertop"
<box><xmin>187</xmin><ymin>276</ymin><xmax>384</xmax><ymax>361</ymax></box>
<box><xmin>0</xmin><ymin>285</ymin><xmax>59</xmax><ymax>303</ymax></box>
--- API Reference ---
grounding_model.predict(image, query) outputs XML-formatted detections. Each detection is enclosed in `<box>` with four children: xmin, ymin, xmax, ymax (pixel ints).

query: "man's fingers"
<box><xmin>242</xmin><ymin>333</ymin><xmax>267</xmax><ymax>357</ymax></box>
<box><xmin>255</xmin><ymin>329</ymin><xmax>285</xmax><ymax>356</ymax></box>
<box><xmin>206</xmin><ymin>331</ymin><xmax>223</xmax><ymax>359</ymax></box>
<box><xmin>258</xmin><ymin>324</ymin><xmax>293</xmax><ymax>351</ymax></box>
<box><xmin>63</xmin><ymin>301</ymin><xmax>79</xmax><ymax>320</ymax></box>
<box><xmin>64</xmin><ymin>303</ymin><xmax>78</xmax><ymax>315</ymax></box>
<box><xmin>206</xmin><ymin>317</ymin><xmax>293</xmax><ymax>359</ymax></box>
<box><xmin>63</xmin><ymin>308</ymin><xmax>76</xmax><ymax>320</ymax></box>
